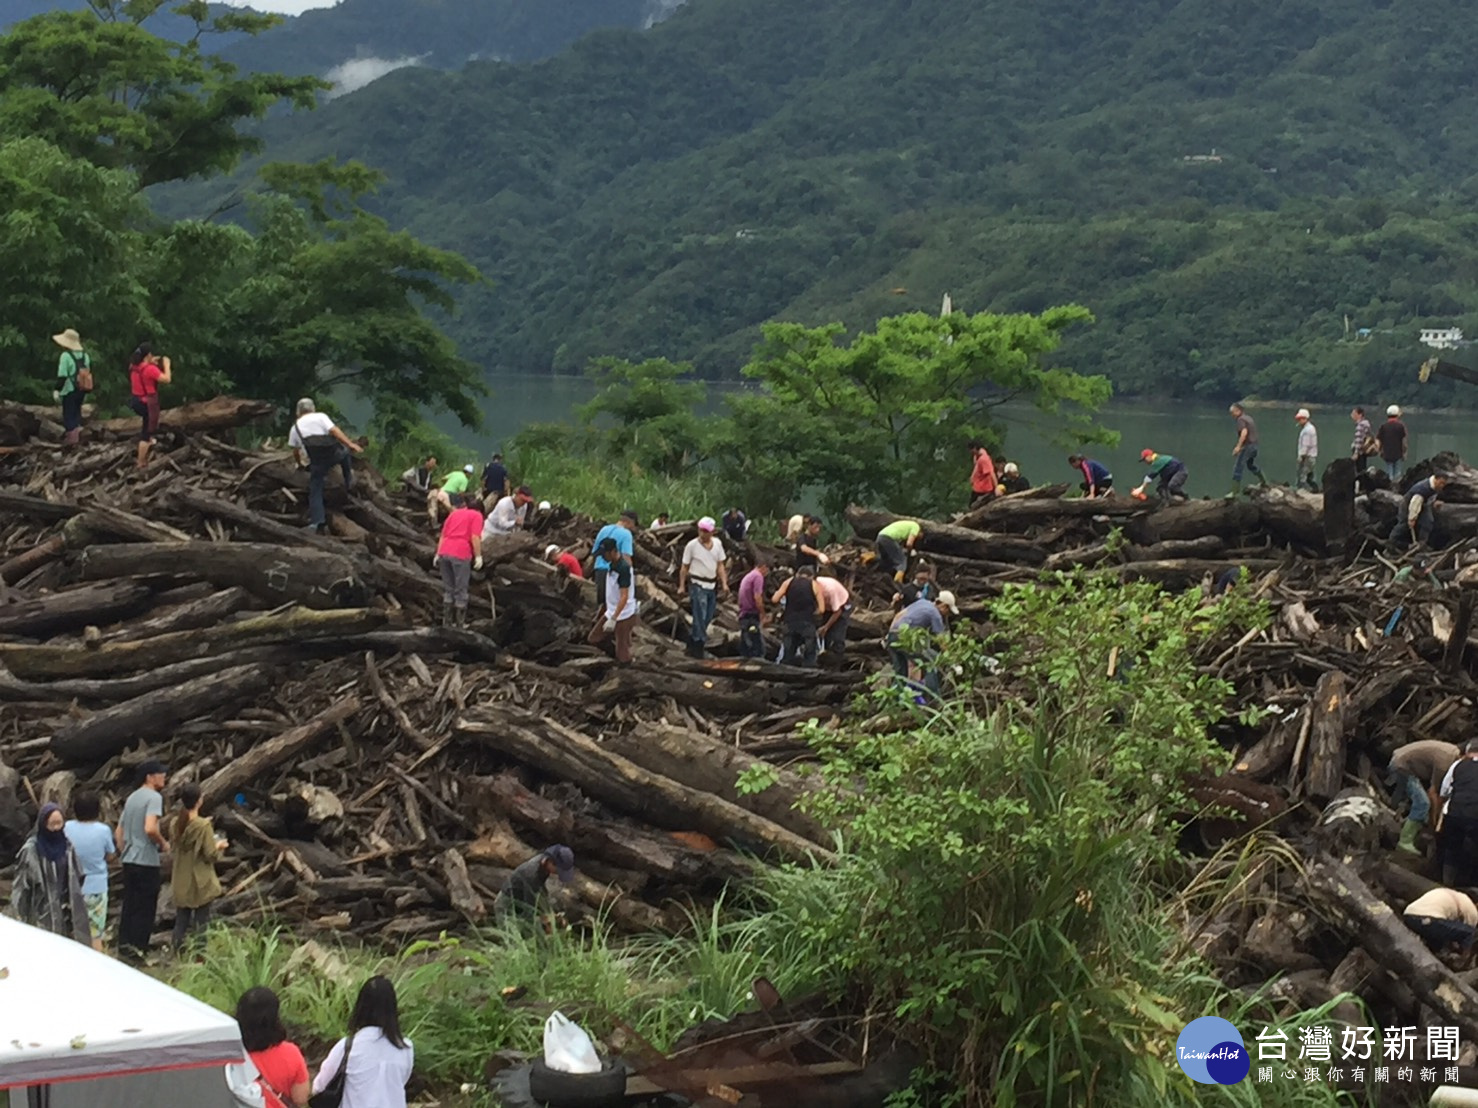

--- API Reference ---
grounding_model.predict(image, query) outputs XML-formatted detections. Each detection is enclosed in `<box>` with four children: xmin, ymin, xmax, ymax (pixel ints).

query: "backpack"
<box><xmin>70</xmin><ymin>351</ymin><xmax>93</xmax><ymax>393</ymax></box>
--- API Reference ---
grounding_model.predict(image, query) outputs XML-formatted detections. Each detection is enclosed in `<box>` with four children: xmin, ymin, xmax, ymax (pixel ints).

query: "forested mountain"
<box><xmin>176</xmin><ymin>0</ymin><xmax>1478</xmax><ymax>400</ymax></box>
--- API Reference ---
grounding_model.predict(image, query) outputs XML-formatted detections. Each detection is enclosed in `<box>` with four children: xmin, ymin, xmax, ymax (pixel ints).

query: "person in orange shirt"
<box><xmin>969</xmin><ymin>442</ymin><xmax>997</xmax><ymax>506</ymax></box>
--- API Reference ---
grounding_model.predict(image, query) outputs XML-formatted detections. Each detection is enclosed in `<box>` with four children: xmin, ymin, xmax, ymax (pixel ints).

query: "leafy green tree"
<box><xmin>721</xmin><ymin>308</ymin><xmax>1113</xmax><ymax>519</ymax></box>
<box><xmin>575</xmin><ymin>357</ymin><xmax>708</xmax><ymax>478</ymax></box>
<box><xmin>0</xmin><ymin>1</ymin><xmax>323</xmax><ymax>188</ymax></box>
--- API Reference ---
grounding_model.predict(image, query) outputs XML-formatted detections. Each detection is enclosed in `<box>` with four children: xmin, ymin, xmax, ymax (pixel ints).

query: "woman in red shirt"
<box><xmin>128</xmin><ymin>342</ymin><xmax>173</xmax><ymax>469</ymax></box>
<box><xmin>236</xmin><ymin>986</ymin><xmax>311</xmax><ymax>1107</ymax></box>
<box><xmin>434</xmin><ymin>493</ymin><xmax>484</xmax><ymax>628</ymax></box>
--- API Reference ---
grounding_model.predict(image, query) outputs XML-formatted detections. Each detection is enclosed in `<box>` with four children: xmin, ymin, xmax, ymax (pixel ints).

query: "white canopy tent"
<box><xmin>0</xmin><ymin>916</ymin><xmax>250</xmax><ymax>1107</ymax></box>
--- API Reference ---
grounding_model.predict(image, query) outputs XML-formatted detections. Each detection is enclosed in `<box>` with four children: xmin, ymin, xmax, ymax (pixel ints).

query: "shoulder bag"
<box><xmin>295</xmin><ymin>417</ymin><xmax>341</xmax><ymax>465</ymax></box>
<box><xmin>308</xmin><ymin>1032</ymin><xmax>354</xmax><ymax>1108</ymax></box>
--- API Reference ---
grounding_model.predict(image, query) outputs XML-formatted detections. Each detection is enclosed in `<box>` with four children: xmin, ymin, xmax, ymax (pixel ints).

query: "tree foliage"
<box><xmin>721</xmin><ymin>308</ymin><xmax>1112</xmax><ymax>518</ymax></box>
<box><xmin>575</xmin><ymin>356</ymin><xmax>708</xmax><ymax>478</ymax></box>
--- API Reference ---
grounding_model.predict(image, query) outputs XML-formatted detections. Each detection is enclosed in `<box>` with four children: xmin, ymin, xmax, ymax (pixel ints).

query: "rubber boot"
<box><xmin>1226</xmin><ymin>481</ymin><xmax>1240</xmax><ymax>499</ymax></box>
<box><xmin>1397</xmin><ymin>818</ymin><xmax>1422</xmax><ymax>855</ymax></box>
<box><xmin>454</xmin><ymin>606</ymin><xmax>467</xmax><ymax>630</ymax></box>
<box><xmin>1257</xmin><ymin>470</ymin><xmax>1269</xmax><ymax>487</ymax></box>
<box><xmin>441</xmin><ymin>603</ymin><xmax>454</xmax><ymax>628</ymax></box>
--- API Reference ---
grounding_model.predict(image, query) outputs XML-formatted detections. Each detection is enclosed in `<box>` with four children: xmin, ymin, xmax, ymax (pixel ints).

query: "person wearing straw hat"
<box><xmin>1294</xmin><ymin>408</ymin><xmax>1319</xmax><ymax>491</ymax></box>
<box><xmin>52</xmin><ymin>328</ymin><xmax>92</xmax><ymax>447</ymax></box>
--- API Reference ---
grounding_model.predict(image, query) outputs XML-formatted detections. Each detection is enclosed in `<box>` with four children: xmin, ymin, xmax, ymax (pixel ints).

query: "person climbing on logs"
<box><xmin>1387</xmin><ymin>740</ymin><xmax>1460</xmax><ymax>855</ymax></box>
<box><xmin>1068</xmin><ymin>454</ymin><xmax>1112</xmax><ymax>498</ymax></box>
<box><xmin>1228</xmin><ymin>402</ymin><xmax>1268</xmax><ymax>496</ymax></box>
<box><xmin>433</xmin><ymin>493</ymin><xmax>483</xmax><ymax>628</ymax></box>
<box><xmin>874</xmin><ymin>518</ymin><xmax>922</xmax><ymax>584</ymax></box>
<box><xmin>1134</xmin><ymin>450</ymin><xmax>1188</xmax><ymax>503</ymax></box>
<box><xmin>1389</xmin><ymin>471</ymin><xmax>1447</xmax><ymax>551</ymax></box>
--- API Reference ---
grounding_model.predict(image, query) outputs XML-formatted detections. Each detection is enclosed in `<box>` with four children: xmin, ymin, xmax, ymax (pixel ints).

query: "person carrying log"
<box><xmin>494</xmin><ymin>844</ymin><xmax>575</xmax><ymax>932</ymax></box>
<box><xmin>1388</xmin><ymin>471</ymin><xmax>1447</xmax><ymax>551</ymax></box>
<box><xmin>736</xmin><ymin>552</ymin><xmax>771</xmax><ymax>659</ymax></box>
<box><xmin>886</xmin><ymin>590</ymin><xmax>959</xmax><ymax>696</ymax></box>
<box><xmin>969</xmin><ymin>441</ymin><xmax>998</xmax><ymax>505</ymax></box>
<box><xmin>588</xmin><ymin>536</ymin><xmax>638</xmax><ymax>664</ymax></box>
<box><xmin>1376</xmin><ymin>405</ymin><xmax>1409</xmax><ymax>480</ymax></box>
<box><xmin>1402</xmin><ymin>887</ymin><xmax>1478</xmax><ymax>958</ymax></box>
<box><xmin>128</xmin><ymin>342</ymin><xmax>174</xmax><ymax>469</ymax></box>
<box><xmin>288</xmin><ymin>398</ymin><xmax>363</xmax><ymax>534</ymax></box>
<box><xmin>679</xmin><ymin>517</ymin><xmax>728</xmax><ymax>659</ymax></box>
<box><xmin>591</xmin><ymin>510</ymin><xmax>637</xmax><ymax>609</ymax></box>
<box><xmin>1228</xmin><ymin>403</ymin><xmax>1268</xmax><ymax>496</ymax></box>
<box><xmin>815</xmin><ymin>571</ymin><xmax>852</xmax><ymax>657</ymax></box>
<box><xmin>1068</xmin><ymin>454</ymin><xmax>1112</xmax><ymax>498</ymax></box>
<box><xmin>1388</xmin><ymin>740</ymin><xmax>1460</xmax><ymax>854</ymax></box>
<box><xmin>399</xmin><ymin>455</ymin><xmax>437</xmax><ymax>499</ymax></box>
<box><xmin>875</xmin><ymin>518</ymin><xmax>921</xmax><ymax>583</ymax></box>
<box><xmin>772</xmin><ymin>565</ymin><xmax>824</xmax><ymax>667</ymax></box>
<box><xmin>434</xmin><ymin>493</ymin><xmax>484</xmax><ymax>628</ymax></box>
<box><xmin>1439</xmin><ymin>740</ymin><xmax>1478</xmax><ymax>886</ymax></box>
<box><xmin>1294</xmin><ymin>408</ymin><xmax>1319</xmax><ymax>491</ymax></box>
<box><xmin>427</xmin><ymin>464</ymin><xmax>474</xmax><ymax>527</ymax></box>
<box><xmin>1135</xmin><ymin>450</ymin><xmax>1188</xmax><ymax>503</ymax></box>
<box><xmin>52</xmin><ymin>327</ymin><xmax>91</xmax><ymax>448</ymax></box>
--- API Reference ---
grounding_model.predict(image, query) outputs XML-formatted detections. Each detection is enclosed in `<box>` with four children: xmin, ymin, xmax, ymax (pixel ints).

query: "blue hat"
<box><xmin>544</xmin><ymin>845</ymin><xmax>575</xmax><ymax>884</ymax></box>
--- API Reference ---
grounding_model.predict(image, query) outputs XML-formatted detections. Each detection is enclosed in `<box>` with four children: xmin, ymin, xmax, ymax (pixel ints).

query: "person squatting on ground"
<box><xmin>9</xmin><ymin>802</ymin><xmax>89</xmax><ymax>944</ymax></box>
<box><xmin>1068</xmin><ymin>454</ymin><xmax>1112</xmax><ymax>498</ymax></box>
<box><xmin>400</xmin><ymin>455</ymin><xmax>437</xmax><ymax>499</ymax></box>
<box><xmin>493</xmin><ymin>844</ymin><xmax>575</xmax><ymax>931</ymax></box>
<box><xmin>1136</xmin><ymin>450</ymin><xmax>1188</xmax><ymax>502</ymax></box>
<box><xmin>1389</xmin><ymin>472</ymin><xmax>1447</xmax><ymax>551</ymax></box>
<box><xmin>64</xmin><ymin>791</ymin><xmax>116</xmax><ymax>951</ymax></box>
<box><xmin>679</xmin><ymin>517</ymin><xmax>728</xmax><ymax>658</ymax></box>
<box><xmin>53</xmin><ymin>327</ymin><xmax>91</xmax><ymax>447</ymax></box>
<box><xmin>1388</xmin><ymin>739</ymin><xmax>1460</xmax><ymax>855</ymax></box>
<box><xmin>588</xmin><ymin>536</ymin><xmax>638</xmax><ymax>664</ymax></box>
<box><xmin>129</xmin><ymin>342</ymin><xmax>173</xmax><ymax>469</ymax></box>
<box><xmin>1228</xmin><ymin>402</ymin><xmax>1268</xmax><ymax>495</ymax></box>
<box><xmin>874</xmin><ymin>518</ymin><xmax>921</xmax><ymax>584</ymax></box>
<box><xmin>238</xmin><ymin>985</ymin><xmax>312</xmax><ymax>1108</ymax></box>
<box><xmin>288</xmin><ymin>398</ymin><xmax>363</xmax><ymax>533</ymax></box>
<box><xmin>434</xmin><ymin>494</ymin><xmax>484</xmax><ymax>628</ymax></box>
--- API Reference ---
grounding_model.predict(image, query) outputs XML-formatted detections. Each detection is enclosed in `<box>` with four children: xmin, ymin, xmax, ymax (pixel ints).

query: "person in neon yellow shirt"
<box><xmin>429</xmin><ymin>464</ymin><xmax>474</xmax><ymax>525</ymax></box>
<box><xmin>876</xmin><ymin>518</ymin><xmax>922</xmax><ymax>583</ymax></box>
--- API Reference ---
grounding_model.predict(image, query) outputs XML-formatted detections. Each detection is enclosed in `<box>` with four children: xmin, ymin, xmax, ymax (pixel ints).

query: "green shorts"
<box><xmin>83</xmin><ymin>892</ymin><xmax>108</xmax><ymax>939</ymax></box>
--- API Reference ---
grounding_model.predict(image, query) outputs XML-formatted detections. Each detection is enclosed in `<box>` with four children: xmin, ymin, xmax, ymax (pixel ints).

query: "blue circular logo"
<box><xmin>1176</xmin><ymin>1017</ymin><xmax>1250</xmax><ymax>1085</ymax></box>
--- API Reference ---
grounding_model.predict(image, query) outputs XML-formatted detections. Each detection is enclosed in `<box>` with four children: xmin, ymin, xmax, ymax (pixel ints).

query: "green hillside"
<box><xmin>195</xmin><ymin>0</ymin><xmax>1478</xmax><ymax>400</ymax></box>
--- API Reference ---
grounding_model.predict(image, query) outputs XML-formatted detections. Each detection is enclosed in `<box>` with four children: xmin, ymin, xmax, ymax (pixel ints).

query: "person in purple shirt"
<box><xmin>736</xmin><ymin>554</ymin><xmax>770</xmax><ymax>659</ymax></box>
<box><xmin>887</xmin><ymin>591</ymin><xmax>959</xmax><ymax>694</ymax></box>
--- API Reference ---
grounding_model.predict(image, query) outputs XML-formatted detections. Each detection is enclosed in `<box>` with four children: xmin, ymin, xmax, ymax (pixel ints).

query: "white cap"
<box><xmin>937</xmin><ymin>590</ymin><xmax>960</xmax><ymax>614</ymax></box>
<box><xmin>698</xmin><ymin>516</ymin><xmax>716</xmax><ymax>531</ymax></box>
<box><xmin>544</xmin><ymin>544</ymin><xmax>560</xmax><ymax>559</ymax></box>
<box><xmin>463</xmin><ymin>463</ymin><xmax>474</xmax><ymax>474</ymax></box>
<box><xmin>1295</xmin><ymin>408</ymin><xmax>1310</xmax><ymax>420</ymax></box>
<box><xmin>1387</xmin><ymin>405</ymin><xmax>1401</xmax><ymax>416</ymax></box>
<box><xmin>1002</xmin><ymin>462</ymin><xmax>1019</xmax><ymax>475</ymax></box>
<box><xmin>538</xmin><ymin>500</ymin><xmax>552</xmax><ymax>511</ymax></box>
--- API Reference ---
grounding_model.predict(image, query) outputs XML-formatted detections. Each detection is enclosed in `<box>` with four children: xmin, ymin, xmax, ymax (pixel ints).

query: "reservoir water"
<box><xmin>432</xmin><ymin>376</ymin><xmax>1476</xmax><ymax>505</ymax></box>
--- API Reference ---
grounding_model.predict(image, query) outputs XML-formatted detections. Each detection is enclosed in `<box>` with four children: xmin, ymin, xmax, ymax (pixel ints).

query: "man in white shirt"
<box><xmin>482</xmin><ymin>485</ymin><xmax>534</xmax><ymax>541</ymax></box>
<box><xmin>287</xmin><ymin>398</ymin><xmax>364</xmax><ymax>533</ymax></box>
<box><xmin>679</xmin><ymin>517</ymin><xmax>728</xmax><ymax>658</ymax></box>
<box><xmin>1403</xmin><ymin>886</ymin><xmax>1478</xmax><ymax>956</ymax></box>
<box><xmin>1294</xmin><ymin>408</ymin><xmax>1319</xmax><ymax>491</ymax></box>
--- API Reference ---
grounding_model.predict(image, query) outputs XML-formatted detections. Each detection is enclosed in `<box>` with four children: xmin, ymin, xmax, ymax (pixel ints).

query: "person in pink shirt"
<box><xmin>814</xmin><ymin>572</ymin><xmax>852</xmax><ymax>657</ymax></box>
<box><xmin>433</xmin><ymin>494</ymin><xmax>483</xmax><ymax>628</ymax></box>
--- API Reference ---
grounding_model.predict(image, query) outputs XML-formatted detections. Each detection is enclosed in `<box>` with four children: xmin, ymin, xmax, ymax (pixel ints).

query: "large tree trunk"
<box><xmin>1323</xmin><ymin>458</ymin><xmax>1358</xmax><ymax>553</ymax></box>
<box><xmin>78</xmin><ymin>541</ymin><xmax>372</xmax><ymax>609</ymax></box>
<box><xmin>90</xmin><ymin>396</ymin><xmax>275</xmax><ymax>436</ymax></box>
<box><xmin>49</xmin><ymin>663</ymin><xmax>275</xmax><ymax>764</ymax></box>
<box><xmin>0</xmin><ymin>647</ymin><xmax>286</xmax><ymax>703</ymax></box>
<box><xmin>957</xmin><ymin>493</ymin><xmax>1145</xmax><ymax>531</ymax></box>
<box><xmin>0</xmin><ymin>580</ymin><xmax>156</xmax><ymax>639</ymax></box>
<box><xmin>844</xmin><ymin>506</ymin><xmax>1046</xmax><ymax>565</ymax></box>
<box><xmin>1302</xmin><ymin>670</ymin><xmax>1349</xmax><ymax>803</ymax></box>
<box><xmin>455</xmin><ymin>711</ymin><xmax>833</xmax><ymax>866</ymax></box>
<box><xmin>197</xmin><ymin>696</ymin><xmax>361</xmax><ymax>809</ymax></box>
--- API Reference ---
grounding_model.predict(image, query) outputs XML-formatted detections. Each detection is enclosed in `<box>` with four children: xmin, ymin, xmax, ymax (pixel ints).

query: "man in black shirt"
<box><xmin>481</xmin><ymin>452</ymin><xmax>510</xmax><ymax>507</ymax></box>
<box><xmin>1389</xmin><ymin>472</ymin><xmax>1446</xmax><ymax>550</ymax></box>
<box><xmin>1376</xmin><ymin>406</ymin><xmax>1409</xmax><ymax>480</ymax></box>
<box><xmin>494</xmin><ymin>844</ymin><xmax>575</xmax><ymax>929</ymax></box>
<box><xmin>1441</xmin><ymin>741</ymin><xmax>1478</xmax><ymax>887</ymax></box>
<box><xmin>772</xmin><ymin>566</ymin><xmax>824</xmax><ymax>667</ymax></box>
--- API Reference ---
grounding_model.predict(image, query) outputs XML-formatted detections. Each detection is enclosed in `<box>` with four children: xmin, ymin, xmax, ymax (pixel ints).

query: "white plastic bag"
<box><xmin>543</xmin><ymin>1010</ymin><xmax>602</xmax><ymax>1074</ymax></box>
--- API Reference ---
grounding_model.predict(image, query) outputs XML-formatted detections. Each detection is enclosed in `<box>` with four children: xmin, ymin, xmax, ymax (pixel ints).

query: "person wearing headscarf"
<box><xmin>9</xmin><ymin>803</ymin><xmax>89</xmax><ymax>943</ymax></box>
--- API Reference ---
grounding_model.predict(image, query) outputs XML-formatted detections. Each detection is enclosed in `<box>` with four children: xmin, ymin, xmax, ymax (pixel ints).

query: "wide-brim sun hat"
<box><xmin>52</xmin><ymin>328</ymin><xmax>83</xmax><ymax>352</ymax></box>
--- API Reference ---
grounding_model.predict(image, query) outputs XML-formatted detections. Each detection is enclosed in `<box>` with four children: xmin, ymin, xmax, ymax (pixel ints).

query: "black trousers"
<box><xmin>119</xmin><ymin>862</ymin><xmax>161</xmax><ymax>956</ymax></box>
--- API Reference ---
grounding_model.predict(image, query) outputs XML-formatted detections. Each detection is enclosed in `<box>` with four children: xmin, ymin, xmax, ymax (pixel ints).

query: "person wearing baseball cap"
<box><xmin>1294</xmin><ymin>408</ymin><xmax>1319</xmax><ymax>491</ymax></box>
<box><xmin>118</xmin><ymin>760</ymin><xmax>169</xmax><ymax>961</ymax></box>
<box><xmin>1134</xmin><ymin>450</ymin><xmax>1188</xmax><ymax>503</ymax></box>
<box><xmin>494</xmin><ymin>844</ymin><xmax>576</xmax><ymax>930</ymax></box>
<box><xmin>887</xmin><ymin>590</ymin><xmax>960</xmax><ymax>696</ymax></box>
<box><xmin>590</xmin><ymin>511</ymin><xmax>638</xmax><ymax>610</ymax></box>
<box><xmin>1377</xmin><ymin>405</ymin><xmax>1409</xmax><ymax>481</ymax></box>
<box><xmin>679</xmin><ymin>517</ymin><xmax>729</xmax><ymax>658</ymax></box>
<box><xmin>588</xmin><ymin>535</ymin><xmax>638</xmax><ymax>664</ymax></box>
<box><xmin>482</xmin><ymin>485</ymin><xmax>534</xmax><ymax>541</ymax></box>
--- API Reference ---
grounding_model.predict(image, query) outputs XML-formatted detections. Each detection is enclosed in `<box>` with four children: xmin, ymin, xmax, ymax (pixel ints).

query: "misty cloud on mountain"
<box><xmin>324</xmin><ymin>53</ymin><xmax>426</xmax><ymax>96</ymax></box>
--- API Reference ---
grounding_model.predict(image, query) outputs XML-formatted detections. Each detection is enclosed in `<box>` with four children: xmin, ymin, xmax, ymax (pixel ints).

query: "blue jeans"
<box><xmin>1385</xmin><ymin>459</ymin><xmax>1404</xmax><ymax>480</ymax></box>
<box><xmin>1399</xmin><ymin>772</ymin><xmax>1431</xmax><ymax>823</ymax></box>
<box><xmin>738</xmin><ymin>613</ymin><xmax>765</xmax><ymax>659</ymax></box>
<box><xmin>1232</xmin><ymin>445</ymin><xmax>1262</xmax><ymax>483</ymax></box>
<box><xmin>783</xmin><ymin>627</ymin><xmax>818</xmax><ymax>667</ymax></box>
<box><xmin>688</xmin><ymin>584</ymin><xmax>717</xmax><ymax>645</ymax></box>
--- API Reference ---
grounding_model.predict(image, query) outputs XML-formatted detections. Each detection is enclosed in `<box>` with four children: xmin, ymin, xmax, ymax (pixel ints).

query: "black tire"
<box><xmin>527</xmin><ymin>1057</ymin><xmax>627</xmax><ymax>1107</ymax></box>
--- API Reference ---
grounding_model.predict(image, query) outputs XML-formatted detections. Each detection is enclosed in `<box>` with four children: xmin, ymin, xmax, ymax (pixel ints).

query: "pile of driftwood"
<box><xmin>9</xmin><ymin>398</ymin><xmax>1478</xmax><ymax>1065</ymax></box>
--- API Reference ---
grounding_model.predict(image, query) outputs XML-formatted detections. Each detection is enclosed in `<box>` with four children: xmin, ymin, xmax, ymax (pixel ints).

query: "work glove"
<box><xmin>432</xmin><ymin>554</ymin><xmax>440</xmax><ymax>567</ymax></box>
<box><xmin>817</xmin><ymin>552</ymin><xmax>831</xmax><ymax>566</ymax></box>
<box><xmin>603</xmin><ymin>617</ymin><xmax>617</xmax><ymax>632</ymax></box>
<box><xmin>473</xmin><ymin>555</ymin><xmax>484</xmax><ymax>570</ymax></box>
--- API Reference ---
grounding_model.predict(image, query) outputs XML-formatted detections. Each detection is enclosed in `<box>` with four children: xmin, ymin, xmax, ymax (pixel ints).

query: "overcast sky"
<box><xmin>221</xmin><ymin>0</ymin><xmax>337</xmax><ymax>14</ymax></box>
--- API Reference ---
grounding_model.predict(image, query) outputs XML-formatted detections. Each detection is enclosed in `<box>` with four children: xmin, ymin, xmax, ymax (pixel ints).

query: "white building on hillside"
<box><xmin>1420</xmin><ymin>327</ymin><xmax>1465</xmax><ymax>349</ymax></box>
